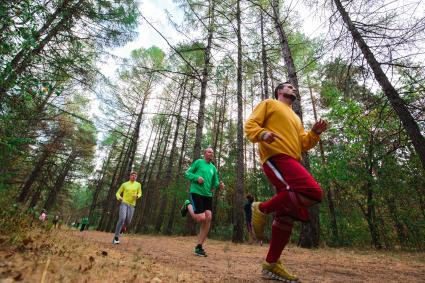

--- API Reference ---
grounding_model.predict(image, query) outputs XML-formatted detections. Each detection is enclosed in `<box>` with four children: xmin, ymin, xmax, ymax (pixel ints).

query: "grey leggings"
<box><xmin>114</xmin><ymin>202</ymin><xmax>135</xmax><ymax>238</ymax></box>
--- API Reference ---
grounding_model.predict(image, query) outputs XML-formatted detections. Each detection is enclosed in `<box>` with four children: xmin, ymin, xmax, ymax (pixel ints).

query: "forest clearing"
<box><xmin>1</xmin><ymin>229</ymin><xmax>424</xmax><ymax>283</ymax></box>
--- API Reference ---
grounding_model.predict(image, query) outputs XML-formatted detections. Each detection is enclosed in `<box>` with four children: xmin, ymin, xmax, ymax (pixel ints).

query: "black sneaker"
<box><xmin>194</xmin><ymin>245</ymin><xmax>207</xmax><ymax>257</ymax></box>
<box><xmin>180</xmin><ymin>200</ymin><xmax>191</xmax><ymax>217</ymax></box>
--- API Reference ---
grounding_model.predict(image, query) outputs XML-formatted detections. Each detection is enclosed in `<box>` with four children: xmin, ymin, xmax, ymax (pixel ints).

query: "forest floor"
<box><xmin>0</xmin><ymin>228</ymin><xmax>424</xmax><ymax>283</ymax></box>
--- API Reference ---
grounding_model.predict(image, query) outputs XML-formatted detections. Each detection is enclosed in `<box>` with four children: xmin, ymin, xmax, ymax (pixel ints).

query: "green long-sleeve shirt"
<box><xmin>184</xmin><ymin>159</ymin><xmax>220</xmax><ymax>197</ymax></box>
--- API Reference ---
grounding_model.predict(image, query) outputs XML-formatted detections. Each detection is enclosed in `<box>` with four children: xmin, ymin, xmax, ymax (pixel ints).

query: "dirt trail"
<box><xmin>1</xmin><ymin>229</ymin><xmax>424</xmax><ymax>282</ymax></box>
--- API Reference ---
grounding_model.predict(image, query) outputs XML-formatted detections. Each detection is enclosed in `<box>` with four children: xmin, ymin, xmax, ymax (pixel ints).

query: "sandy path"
<box><xmin>82</xmin><ymin>231</ymin><xmax>425</xmax><ymax>282</ymax></box>
<box><xmin>1</xmin><ymin>230</ymin><xmax>424</xmax><ymax>282</ymax></box>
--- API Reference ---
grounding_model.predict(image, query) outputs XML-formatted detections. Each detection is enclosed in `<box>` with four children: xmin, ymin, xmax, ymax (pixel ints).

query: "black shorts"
<box><xmin>190</xmin><ymin>193</ymin><xmax>212</xmax><ymax>214</ymax></box>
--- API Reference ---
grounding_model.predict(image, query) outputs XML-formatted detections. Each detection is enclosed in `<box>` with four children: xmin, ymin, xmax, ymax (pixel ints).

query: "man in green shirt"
<box><xmin>112</xmin><ymin>171</ymin><xmax>142</xmax><ymax>244</ymax></box>
<box><xmin>180</xmin><ymin>148</ymin><xmax>225</xmax><ymax>256</ymax></box>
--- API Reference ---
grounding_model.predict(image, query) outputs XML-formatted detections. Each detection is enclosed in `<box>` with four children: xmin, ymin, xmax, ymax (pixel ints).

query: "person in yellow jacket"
<box><xmin>112</xmin><ymin>171</ymin><xmax>142</xmax><ymax>244</ymax></box>
<box><xmin>244</xmin><ymin>82</ymin><xmax>327</xmax><ymax>282</ymax></box>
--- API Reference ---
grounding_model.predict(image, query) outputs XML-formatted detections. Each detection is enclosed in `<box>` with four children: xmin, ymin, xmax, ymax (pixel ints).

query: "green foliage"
<box><xmin>309</xmin><ymin>59</ymin><xmax>425</xmax><ymax>249</ymax></box>
<box><xmin>0</xmin><ymin>198</ymin><xmax>36</xmax><ymax>245</ymax></box>
<box><xmin>68</xmin><ymin>184</ymin><xmax>93</xmax><ymax>213</ymax></box>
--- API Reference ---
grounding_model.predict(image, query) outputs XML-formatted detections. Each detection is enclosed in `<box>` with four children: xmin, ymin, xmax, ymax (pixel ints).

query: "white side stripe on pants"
<box><xmin>266</xmin><ymin>160</ymin><xmax>290</xmax><ymax>190</ymax></box>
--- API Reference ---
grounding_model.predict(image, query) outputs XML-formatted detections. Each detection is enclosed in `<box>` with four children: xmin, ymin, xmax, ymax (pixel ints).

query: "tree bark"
<box><xmin>333</xmin><ymin>0</ymin><xmax>425</xmax><ymax>170</ymax></box>
<box><xmin>97</xmin><ymin>124</ymin><xmax>132</xmax><ymax>231</ymax></box>
<box><xmin>88</xmin><ymin>144</ymin><xmax>115</xmax><ymax>226</ymax></box>
<box><xmin>271</xmin><ymin>0</ymin><xmax>320</xmax><ymax>247</ymax></box>
<box><xmin>18</xmin><ymin>128</ymin><xmax>66</xmax><ymax>203</ymax></box>
<box><xmin>155</xmin><ymin>78</ymin><xmax>187</xmax><ymax>232</ymax></box>
<box><xmin>193</xmin><ymin>0</ymin><xmax>215</xmax><ymax>161</ymax></box>
<box><xmin>0</xmin><ymin>0</ymin><xmax>84</xmax><ymax>99</ymax></box>
<box><xmin>260</xmin><ymin>9</ymin><xmax>269</xmax><ymax>99</ymax></box>
<box><xmin>44</xmin><ymin>151</ymin><xmax>77</xmax><ymax>210</ymax></box>
<box><xmin>308</xmin><ymin>82</ymin><xmax>339</xmax><ymax>243</ymax></box>
<box><xmin>233</xmin><ymin>0</ymin><xmax>245</xmax><ymax>243</ymax></box>
<box><xmin>134</xmin><ymin>123</ymin><xmax>162</xmax><ymax>232</ymax></box>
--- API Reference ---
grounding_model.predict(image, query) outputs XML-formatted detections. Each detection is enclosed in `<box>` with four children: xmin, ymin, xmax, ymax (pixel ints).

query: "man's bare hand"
<box><xmin>312</xmin><ymin>119</ymin><xmax>328</xmax><ymax>135</ymax></box>
<box><xmin>219</xmin><ymin>181</ymin><xmax>225</xmax><ymax>190</ymax></box>
<box><xmin>198</xmin><ymin>177</ymin><xmax>204</xmax><ymax>184</ymax></box>
<box><xmin>261</xmin><ymin>131</ymin><xmax>283</xmax><ymax>144</ymax></box>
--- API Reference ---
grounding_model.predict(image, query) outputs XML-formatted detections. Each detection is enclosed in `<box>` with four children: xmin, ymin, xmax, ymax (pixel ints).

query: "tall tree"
<box><xmin>270</xmin><ymin>0</ymin><xmax>320</xmax><ymax>247</ymax></box>
<box><xmin>232</xmin><ymin>0</ymin><xmax>245</xmax><ymax>243</ymax></box>
<box><xmin>193</xmin><ymin>0</ymin><xmax>216</xmax><ymax>160</ymax></box>
<box><xmin>332</xmin><ymin>0</ymin><xmax>425</xmax><ymax>170</ymax></box>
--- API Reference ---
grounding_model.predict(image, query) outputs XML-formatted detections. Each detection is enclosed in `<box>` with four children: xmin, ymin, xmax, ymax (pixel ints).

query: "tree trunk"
<box><xmin>308</xmin><ymin>82</ymin><xmax>339</xmax><ymax>243</ymax></box>
<box><xmin>0</xmin><ymin>0</ymin><xmax>84</xmax><ymax>99</ymax></box>
<box><xmin>143</xmin><ymin>104</ymin><xmax>176</xmax><ymax>231</ymax></box>
<box><xmin>358</xmin><ymin>145</ymin><xmax>382</xmax><ymax>249</ymax></box>
<box><xmin>232</xmin><ymin>0</ymin><xmax>244</xmax><ymax>243</ymax></box>
<box><xmin>44</xmin><ymin>151</ymin><xmax>77</xmax><ymax>210</ymax></box>
<box><xmin>134</xmin><ymin>123</ymin><xmax>162</xmax><ymax>232</ymax></box>
<box><xmin>211</xmin><ymin>75</ymin><xmax>228</xmax><ymax>229</ymax></box>
<box><xmin>138</xmin><ymin>116</ymin><xmax>172</xmax><ymax>231</ymax></box>
<box><xmin>28</xmin><ymin>173</ymin><xmax>48</xmax><ymax>208</ymax></box>
<box><xmin>164</xmin><ymin>85</ymin><xmax>191</xmax><ymax>234</ymax></box>
<box><xmin>125</xmin><ymin>91</ymin><xmax>149</xmax><ymax>177</ymax></box>
<box><xmin>260</xmin><ymin>9</ymin><xmax>269</xmax><ymax>99</ymax></box>
<box><xmin>131</xmin><ymin>123</ymin><xmax>155</xmax><ymax>229</ymax></box>
<box><xmin>333</xmin><ymin>0</ymin><xmax>425</xmax><ymax>170</ymax></box>
<box><xmin>271</xmin><ymin>0</ymin><xmax>302</xmax><ymax>116</ymax></box>
<box><xmin>155</xmin><ymin>78</ymin><xmax>187</xmax><ymax>232</ymax></box>
<box><xmin>365</xmin><ymin>198</ymin><xmax>382</xmax><ymax>249</ymax></box>
<box><xmin>386</xmin><ymin>196</ymin><xmax>406</xmax><ymax>247</ymax></box>
<box><xmin>88</xmin><ymin>144</ymin><xmax>115</xmax><ymax>226</ymax></box>
<box><xmin>105</xmin><ymin>119</ymin><xmax>141</xmax><ymax>232</ymax></box>
<box><xmin>193</xmin><ymin>0</ymin><xmax>216</xmax><ymax>161</ymax></box>
<box><xmin>17</xmin><ymin>128</ymin><xmax>66</xmax><ymax>202</ymax></box>
<box><xmin>97</xmin><ymin>124</ymin><xmax>132</xmax><ymax>231</ymax></box>
<box><xmin>18</xmin><ymin>150</ymin><xmax>50</xmax><ymax>203</ymax></box>
<box><xmin>165</xmin><ymin>80</ymin><xmax>194</xmax><ymax>235</ymax></box>
<box><xmin>271</xmin><ymin>0</ymin><xmax>320</xmax><ymax>247</ymax></box>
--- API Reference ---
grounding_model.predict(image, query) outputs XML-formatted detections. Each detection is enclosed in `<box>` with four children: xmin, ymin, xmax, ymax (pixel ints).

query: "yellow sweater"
<box><xmin>244</xmin><ymin>99</ymin><xmax>320</xmax><ymax>163</ymax></box>
<box><xmin>116</xmin><ymin>181</ymin><xmax>142</xmax><ymax>206</ymax></box>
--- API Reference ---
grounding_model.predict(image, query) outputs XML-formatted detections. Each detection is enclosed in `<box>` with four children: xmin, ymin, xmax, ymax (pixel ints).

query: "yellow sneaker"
<box><xmin>251</xmin><ymin>202</ymin><xmax>267</xmax><ymax>240</ymax></box>
<box><xmin>262</xmin><ymin>260</ymin><xmax>299</xmax><ymax>282</ymax></box>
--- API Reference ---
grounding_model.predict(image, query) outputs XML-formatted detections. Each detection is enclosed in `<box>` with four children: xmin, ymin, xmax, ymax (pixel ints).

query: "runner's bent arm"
<box><xmin>213</xmin><ymin>167</ymin><xmax>220</xmax><ymax>190</ymax></box>
<box><xmin>184</xmin><ymin>160</ymin><xmax>200</xmax><ymax>182</ymax></box>
<box><xmin>298</xmin><ymin>124</ymin><xmax>321</xmax><ymax>152</ymax></box>
<box><xmin>137</xmin><ymin>183</ymin><xmax>142</xmax><ymax>198</ymax></box>
<box><xmin>244</xmin><ymin>100</ymin><xmax>268</xmax><ymax>143</ymax></box>
<box><xmin>115</xmin><ymin>183</ymin><xmax>124</xmax><ymax>200</ymax></box>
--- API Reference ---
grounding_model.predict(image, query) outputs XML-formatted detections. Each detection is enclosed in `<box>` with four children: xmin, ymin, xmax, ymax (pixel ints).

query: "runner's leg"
<box><xmin>197</xmin><ymin>210</ymin><xmax>212</xmax><ymax>245</ymax></box>
<box><xmin>114</xmin><ymin>203</ymin><xmax>127</xmax><ymax>239</ymax></box>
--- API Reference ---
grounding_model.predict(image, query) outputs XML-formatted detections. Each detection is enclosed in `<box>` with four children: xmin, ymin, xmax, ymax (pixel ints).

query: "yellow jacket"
<box><xmin>244</xmin><ymin>99</ymin><xmax>320</xmax><ymax>163</ymax></box>
<box><xmin>116</xmin><ymin>181</ymin><xmax>142</xmax><ymax>206</ymax></box>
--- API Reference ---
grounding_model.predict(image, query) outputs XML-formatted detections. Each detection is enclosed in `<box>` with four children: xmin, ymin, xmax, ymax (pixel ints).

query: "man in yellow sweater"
<box><xmin>112</xmin><ymin>171</ymin><xmax>142</xmax><ymax>244</ymax></box>
<box><xmin>244</xmin><ymin>82</ymin><xmax>327</xmax><ymax>282</ymax></box>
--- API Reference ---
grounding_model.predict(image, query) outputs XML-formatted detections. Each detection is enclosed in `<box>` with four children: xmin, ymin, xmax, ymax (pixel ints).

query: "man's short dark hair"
<box><xmin>274</xmin><ymin>81</ymin><xmax>291</xmax><ymax>99</ymax></box>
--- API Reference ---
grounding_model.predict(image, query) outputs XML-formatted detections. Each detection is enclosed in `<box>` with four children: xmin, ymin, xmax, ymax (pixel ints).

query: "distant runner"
<box><xmin>39</xmin><ymin>209</ymin><xmax>47</xmax><ymax>222</ymax></box>
<box><xmin>112</xmin><ymin>171</ymin><xmax>142</xmax><ymax>244</ymax></box>
<box><xmin>245</xmin><ymin>82</ymin><xmax>327</xmax><ymax>282</ymax></box>
<box><xmin>80</xmin><ymin>216</ymin><xmax>89</xmax><ymax>231</ymax></box>
<box><xmin>180</xmin><ymin>148</ymin><xmax>225</xmax><ymax>257</ymax></box>
<box><xmin>243</xmin><ymin>194</ymin><xmax>256</xmax><ymax>244</ymax></box>
<box><xmin>52</xmin><ymin>215</ymin><xmax>59</xmax><ymax>228</ymax></box>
